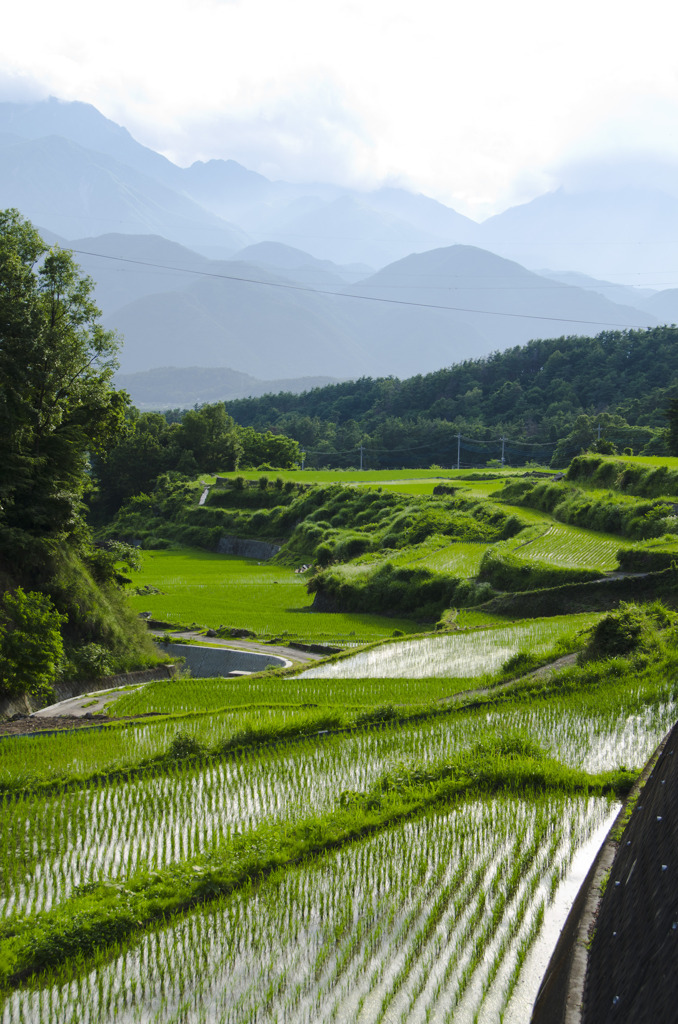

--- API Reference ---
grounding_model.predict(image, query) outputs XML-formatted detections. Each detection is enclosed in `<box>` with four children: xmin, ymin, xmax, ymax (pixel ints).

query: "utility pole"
<box><xmin>359</xmin><ymin>444</ymin><xmax>364</xmax><ymax>471</ymax></box>
<box><xmin>457</xmin><ymin>432</ymin><xmax>461</xmax><ymax>471</ymax></box>
<box><xmin>501</xmin><ymin>436</ymin><xmax>506</xmax><ymax>466</ymax></box>
<box><xmin>597</xmin><ymin>424</ymin><xmax>602</xmax><ymax>440</ymax></box>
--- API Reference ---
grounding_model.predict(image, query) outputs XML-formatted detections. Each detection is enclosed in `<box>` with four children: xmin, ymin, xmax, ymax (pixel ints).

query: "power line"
<box><xmin>71</xmin><ymin>248</ymin><xmax>651</xmax><ymax>330</ymax></box>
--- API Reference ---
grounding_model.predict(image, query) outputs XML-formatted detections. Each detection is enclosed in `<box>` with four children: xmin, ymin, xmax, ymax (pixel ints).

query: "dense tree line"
<box><xmin>91</xmin><ymin>406</ymin><xmax>301</xmax><ymax>518</ymax></box>
<box><xmin>0</xmin><ymin>210</ymin><xmax>157</xmax><ymax>696</ymax></box>
<box><xmin>221</xmin><ymin>328</ymin><xmax>677</xmax><ymax>467</ymax></box>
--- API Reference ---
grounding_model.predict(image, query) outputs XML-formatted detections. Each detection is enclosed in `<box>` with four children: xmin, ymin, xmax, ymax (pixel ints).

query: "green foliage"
<box><xmin>0</xmin><ymin>209</ymin><xmax>125</xmax><ymax>558</ymax></box>
<box><xmin>222</xmin><ymin>326</ymin><xmax>676</xmax><ymax>468</ymax></box>
<box><xmin>578</xmin><ymin>602</ymin><xmax>677</xmax><ymax>663</ymax></box>
<box><xmin>238</xmin><ymin>427</ymin><xmax>300</xmax><ymax>470</ymax></box>
<box><xmin>477</xmin><ymin>544</ymin><xmax>600</xmax><ymax>592</ymax></box>
<box><xmin>479</xmin><ymin>567</ymin><xmax>678</xmax><ymax>619</ymax></box>
<box><xmin>0</xmin><ymin>587</ymin><xmax>64</xmax><ymax>698</ymax></box>
<box><xmin>666</xmin><ymin>397</ymin><xmax>678</xmax><ymax>456</ymax></box>
<box><xmin>501</xmin><ymin>476</ymin><xmax>677</xmax><ymax>540</ymax></box>
<box><xmin>568</xmin><ymin>453</ymin><xmax>678</xmax><ymax>498</ymax></box>
<box><xmin>311</xmin><ymin>561</ymin><xmax>494</xmax><ymax>619</ymax></box>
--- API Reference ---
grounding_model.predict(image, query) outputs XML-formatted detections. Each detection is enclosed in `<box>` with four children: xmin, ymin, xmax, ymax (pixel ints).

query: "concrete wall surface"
<box><xmin>154</xmin><ymin>642</ymin><xmax>290</xmax><ymax>677</ymax></box>
<box><xmin>0</xmin><ymin>664</ymin><xmax>177</xmax><ymax>720</ymax></box>
<box><xmin>217</xmin><ymin>535</ymin><xmax>281</xmax><ymax>560</ymax></box>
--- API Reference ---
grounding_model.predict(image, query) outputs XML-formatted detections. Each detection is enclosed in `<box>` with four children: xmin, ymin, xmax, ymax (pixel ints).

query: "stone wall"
<box><xmin>217</xmin><ymin>535</ymin><xmax>281</xmax><ymax>560</ymax></box>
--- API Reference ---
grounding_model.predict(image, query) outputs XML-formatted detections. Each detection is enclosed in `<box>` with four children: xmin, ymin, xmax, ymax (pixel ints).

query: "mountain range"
<box><xmin>1</xmin><ymin>96</ymin><xmax>677</xmax><ymax>406</ymax></box>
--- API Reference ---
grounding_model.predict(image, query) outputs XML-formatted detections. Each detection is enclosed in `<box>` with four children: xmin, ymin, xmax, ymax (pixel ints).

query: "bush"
<box><xmin>578</xmin><ymin>602</ymin><xmax>676</xmax><ymax>663</ymax></box>
<box><xmin>0</xmin><ymin>588</ymin><xmax>65</xmax><ymax>699</ymax></box>
<box><xmin>70</xmin><ymin>642</ymin><xmax>114</xmax><ymax>680</ymax></box>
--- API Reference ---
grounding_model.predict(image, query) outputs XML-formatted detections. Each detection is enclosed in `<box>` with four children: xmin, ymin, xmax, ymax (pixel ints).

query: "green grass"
<box><xmin>505</xmin><ymin>523</ymin><xmax>623</xmax><ymax>572</ymax></box>
<box><xmin>204</xmin><ymin>468</ymin><xmax>528</xmax><ymax>485</ymax></box>
<box><xmin>107</xmin><ymin>672</ymin><xmax>489</xmax><ymax>717</ymax></box>
<box><xmin>127</xmin><ymin>547</ymin><xmax>419</xmax><ymax>642</ymax></box>
<box><xmin>349</xmin><ymin>536</ymin><xmax>491</xmax><ymax>578</ymax></box>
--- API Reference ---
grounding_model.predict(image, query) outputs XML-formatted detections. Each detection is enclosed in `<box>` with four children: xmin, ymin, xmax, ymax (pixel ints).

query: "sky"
<box><xmin>2</xmin><ymin>0</ymin><xmax>678</xmax><ymax>218</ymax></box>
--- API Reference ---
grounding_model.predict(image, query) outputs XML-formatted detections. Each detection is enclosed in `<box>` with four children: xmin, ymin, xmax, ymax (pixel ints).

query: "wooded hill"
<box><xmin>221</xmin><ymin>326</ymin><xmax>678</xmax><ymax>468</ymax></box>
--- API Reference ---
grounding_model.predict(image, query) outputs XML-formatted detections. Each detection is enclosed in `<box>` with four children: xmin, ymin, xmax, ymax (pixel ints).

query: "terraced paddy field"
<box><xmin>6</xmin><ymin>466</ymin><xmax>678</xmax><ymax>1022</ymax></box>
<box><xmin>504</xmin><ymin>523</ymin><xmax>623</xmax><ymax>572</ymax></box>
<box><xmin>298</xmin><ymin>615</ymin><xmax>600</xmax><ymax>679</ymax></box>
<box><xmin>2</xmin><ymin>635</ymin><xmax>676</xmax><ymax>1023</ymax></box>
<box><xmin>126</xmin><ymin>548</ymin><xmax>418</xmax><ymax>643</ymax></box>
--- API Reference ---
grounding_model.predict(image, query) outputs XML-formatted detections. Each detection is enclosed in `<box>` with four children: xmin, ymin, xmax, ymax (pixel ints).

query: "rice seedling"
<box><xmin>298</xmin><ymin>614</ymin><xmax>599</xmax><ymax>679</ymax></box>
<box><xmin>2</xmin><ymin>653</ymin><xmax>673</xmax><ymax>921</ymax></box>
<box><xmin>0</xmin><ymin>794</ymin><xmax>615</xmax><ymax>1023</ymax></box>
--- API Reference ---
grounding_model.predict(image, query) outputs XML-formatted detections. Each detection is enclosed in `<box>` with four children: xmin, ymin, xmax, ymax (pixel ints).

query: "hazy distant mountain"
<box><xmin>253</xmin><ymin>193</ymin><xmax>463</xmax><ymax>267</ymax></box>
<box><xmin>5</xmin><ymin>96</ymin><xmax>678</xmax><ymax>291</ymax></box>
<box><xmin>536</xmin><ymin>270</ymin><xmax>656</xmax><ymax>309</ymax></box>
<box><xmin>0</xmin><ymin>132</ymin><xmax>248</xmax><ymax>251</ymax></box>
<box><xmin>478</xmin><ymin>185</ymin><xmax>678</xmax><ymax>284</ymax></box>
<box><xmin>634</xmin><ymin>289</ymin><xmax>678</xmax><ymax>323</ymax></box>
<box><xmin>0</xmin><ymin>98</ymin><xmax>181</xmax><ymax>183</ymax></box>
<box><xmin>103</xmin><ymin>258</ymin><xmax>371</xmax><ymax>378</ymax></box>
<box><xmin>230</xmin><ymin>242</ymin><xmax>367</xmax><ymax>288</ymax></box>
<box><xmin>66</xmin><ymin>233</ymin><xmax>219</xmax><ymax>310</ymax></box>
<box><xmin>0</xmin><ymin>98</ymin><xmax>477</xmax><ymax>268</ymax></box>
<box><xmin>343</xmin><ymin>245</ymin><xmax>658</xmax><ymax>360</ymax></box>
<box><xmin>115</xmin><ymin>366</ymin><xmax>340</xmax><ymax>410</ymax></box>
<box><xmin>1</xmin><ymin>96</ymin><xmax>674</xmax><ymax>391</ymax></box>
<box><xmin>92</xmin><ymin>238</ymin><xmax>657</xmax><ymax>380</ymax></box>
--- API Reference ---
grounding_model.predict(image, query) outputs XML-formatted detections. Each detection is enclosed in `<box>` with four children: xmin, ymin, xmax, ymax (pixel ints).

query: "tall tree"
<box><xmin>0</xmin><ymin>209</ymin><xmax>126</xmax><ymax>567</ymax></box>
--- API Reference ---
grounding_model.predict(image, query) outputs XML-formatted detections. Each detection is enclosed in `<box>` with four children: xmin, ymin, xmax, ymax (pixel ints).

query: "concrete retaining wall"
<box><xmin>0</xmin><ymin>664</ymin><xmax>177</xmax><ymax>720</ymax></box>
<box><xmin>217</xmin><ymin>535</ymin><xmax>281</xmax><ymax>560</ymax></box>
<box><xmin>155</xmin><ymin>642</ymin><xmax>290</xmax><ymax>677</ymax></box>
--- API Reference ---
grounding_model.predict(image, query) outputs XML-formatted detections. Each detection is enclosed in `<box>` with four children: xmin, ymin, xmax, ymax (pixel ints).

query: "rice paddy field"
<box><xmin>298</xmin><ymin>614</ymin><xmax>600</xmax><ymax>679</ymax></box>
<box><xmin>2</xmin><ymin>636</ymin><xmax>677</xmax><ymax>1023</ymax></box>
<box><xmin>503</xmin><ymin>523</ymin><xmax>623</xmax><ymax>572</ymax></box>
<box><xmin>126</xmin><ymin>548</ymin><xmax>418</xmax><ymax>643</ymax></box>
<box><xmin>5</xmin><ymin>466</ymin><xmax>678</xmax><ymax>1023</ymax></box>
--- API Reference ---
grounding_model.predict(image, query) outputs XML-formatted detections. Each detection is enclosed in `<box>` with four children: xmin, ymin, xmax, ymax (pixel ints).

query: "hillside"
<box><xmin>221</xmin><ymin>325</ymin><xmax>677</xmax><ymax>467</ymax></box>
<box><xmin>115</xmin><ymin>366</ymin><xmax>340</xmax><ymax>410</ymax></box>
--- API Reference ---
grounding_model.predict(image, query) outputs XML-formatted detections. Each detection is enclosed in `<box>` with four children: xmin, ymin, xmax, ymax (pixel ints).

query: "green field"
<box><xmin>3</xmin><ymin>632</ymin><xmax>677</xmax><ymax>1022</ymax></box>
<box><xmin>298</xmin><ymin>613</ymin><xmax>600</xmax><ymax>679</ymax></box>
<box><xmin>504</xmin><ymin>523</ymin><xmax>623</xmax><ymax>571</ymax></box>
<box><xmin>5</xmin><ymin>462</ymin><xmax>678</xmax><ymax>1024</ymax></box>
<box><xmin>127</xmin><ymin>548</ymin><xmax>419</xmax><ymax>642</ymax></box>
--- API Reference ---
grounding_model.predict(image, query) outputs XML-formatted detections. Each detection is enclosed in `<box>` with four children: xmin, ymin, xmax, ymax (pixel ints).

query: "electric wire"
<box><xmin>71</xmin><ymin>248</ymin><xmax>650</xmax><ymax>330</ymax></box>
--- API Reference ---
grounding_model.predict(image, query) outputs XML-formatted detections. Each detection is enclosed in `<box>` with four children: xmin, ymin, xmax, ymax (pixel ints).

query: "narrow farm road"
<box><xmin>438</xmin><ymin>652</ymin><xmax>578</xmax><ymax>705</ymax></box>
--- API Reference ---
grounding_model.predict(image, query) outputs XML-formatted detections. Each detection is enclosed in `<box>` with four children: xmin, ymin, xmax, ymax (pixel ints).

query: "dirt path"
<box><xmin>437</xmin><ymin>652</ymin><xmax>578</xmax><ymax>705</ymax></box>
<box><xmin>31</xmin><ymin>683</ymin><xmax>151</xmax><ymax>720</ymax></box>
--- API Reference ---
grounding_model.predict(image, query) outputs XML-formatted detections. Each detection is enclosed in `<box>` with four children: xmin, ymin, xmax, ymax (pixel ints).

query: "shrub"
<box><xmin>578</xmin><ymin>602</ymin><xmax>676</xmax><ymax>663</ymax></box>
<box><xmin>70</xmin><ymin>642</ymin><xmax>114</xmax><ymax>680</ymax></box>
<box><xmin>0</xmin><ymin>588</ymin><xmax>65</xmax><ymax>699</ymax></box>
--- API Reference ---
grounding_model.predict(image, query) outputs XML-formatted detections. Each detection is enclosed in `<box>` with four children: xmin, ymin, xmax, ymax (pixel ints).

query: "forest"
<box><xmin>220</xmin><ymin>327</ymin><xmax>678</xmax><ymax>468</ymax></box>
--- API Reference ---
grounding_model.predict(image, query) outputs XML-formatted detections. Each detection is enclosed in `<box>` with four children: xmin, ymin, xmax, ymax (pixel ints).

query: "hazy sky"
<box><xmin>2</xmin><ymin>0</ymin><xmax>677</xmax><ymax>217</ymax></box>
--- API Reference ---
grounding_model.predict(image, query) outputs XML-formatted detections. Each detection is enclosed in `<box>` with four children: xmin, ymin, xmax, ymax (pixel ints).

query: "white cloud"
<box><xmin>2</xmin><ymin>0</ymin><xmax>678</xmax><ymax>215</ymax></box>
